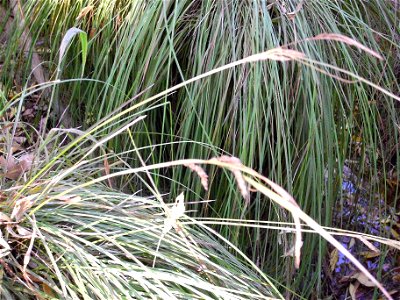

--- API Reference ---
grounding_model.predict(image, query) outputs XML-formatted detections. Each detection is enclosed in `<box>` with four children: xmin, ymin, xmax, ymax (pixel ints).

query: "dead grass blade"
<box><xmin>244</xmin><ymin>176</ymin><xmax>393</xmax><ymax>300</ymax></box>
<box><xmin>305</xmin><ymin>33</ymin><xmax>383</xmax><ymax>60</ymax></box>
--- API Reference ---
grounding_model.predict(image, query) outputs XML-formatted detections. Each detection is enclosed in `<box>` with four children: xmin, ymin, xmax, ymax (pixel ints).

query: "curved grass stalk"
<box><xmin>26</xmin><ymin>156</ymin><xmax>393</xmax><ymax>298</ymax></box>
<box><xmin>14</xmin><ymin>32</ymin><xmax>398</xmax><ymax>202</ymax></box>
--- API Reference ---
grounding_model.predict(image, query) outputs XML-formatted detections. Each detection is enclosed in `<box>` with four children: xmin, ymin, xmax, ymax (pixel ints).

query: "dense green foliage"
<box><xmin>1</xmin><ymin>0</ymin><xmax>399</xmax><ymax>298</ymax></box>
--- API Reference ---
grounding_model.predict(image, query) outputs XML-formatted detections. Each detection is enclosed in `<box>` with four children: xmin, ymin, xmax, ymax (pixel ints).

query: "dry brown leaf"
<box><xmin>392</xmin><ymin>274</ymin><xmax>400</xmax><ymax>282</ymax></box>
<box><xmin>19</xmin><ymin>153</ymin><xmax>34</xmax><ymax>171</ymax></box>
<box><xmin>0</xmin><ymin>153</ymin><xmax>34</xmax><ymax>180</ymax></box>
<box><xmin>329</xmin><ymin>248</ymin><xmax>339</xmax><ymax>273</ymax></box>
<box><xmin>360</xmin><ymin>250</ymin><xmax>380</xmax><ymax>259</ymax></box>
<box><xmin>2</xmin><ymin>163</ymin><xmax>23</xmax><ymax>180</ymax></box>
<box><xmin>349</xmin><ymin>282</ymin><xmax>359</xmax><ymax>300</ymax></box>
<box><xmin>349</xmin><ymin>237</ymin><xmax>356</xmax><ymax>249</ymax></box>
<box><xmin>22</xmin><ymin>108</ymin><xmax>34</xmax><ymax>117</ymax></box>
<box><xmin>391</xmin><ymin>228</ymin><xmax>400</xmax><ymax>239</ymax></box>
<box><xmin>10</xmin><ymin>195</ymin><xmax>35</xmax><ymax>221</ymax></box>
<box><xmin>351</xmin><ymin>272</ymin><xmax>376</xmax><ymax>287</ymax></box>
<box><xmin>0</xmin><ymin>155</ymin><xmax>16</xmax><ymax>179</ymax></box>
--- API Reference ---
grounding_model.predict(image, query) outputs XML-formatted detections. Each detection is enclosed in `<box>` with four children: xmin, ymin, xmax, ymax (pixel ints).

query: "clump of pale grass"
<box><xmin>0</xmin><ymin>125</ymin><xmax>397</xmax><ymax>299</ymax></box>
<box><xmin>2</xmin><ymin>1</ymin><xmax>400</xmax><ymax>297</ymax></box>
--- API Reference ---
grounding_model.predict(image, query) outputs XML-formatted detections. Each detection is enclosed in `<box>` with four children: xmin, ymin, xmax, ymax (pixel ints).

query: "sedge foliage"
<box><xmin>0</xmin><ymin>93</ymin><xmax>397</xmax><ymax>299</ymax></box>
<box><xmin>0</xmin><ymin>169</ymin><xmax>280</xmax><ymax>299</ymax></box>
<box><xmin>0</xmin><ymin>111</ymin><xmax>285</xmax><ymax>299</ymax></box>
<box><xmin>1</xmin><ymin>0</ymin><xmax>400</xmax><ymax>298</ymax></box>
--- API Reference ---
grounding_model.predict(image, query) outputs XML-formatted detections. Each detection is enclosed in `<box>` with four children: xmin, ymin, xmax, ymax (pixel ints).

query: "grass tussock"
<box><xmin>1</xmin><ymin>174</ymin><xmax>281</xmax><ymax>299</ymax></box>
<box><xmin>0</xmin><ymin>112</ymin><xmax>397</xmax><ymax>299</ymax></box>
<box><xmin>0</xmin><ymin>0</ymin><xmax>399</xmax><ymax>298</ymax></box>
